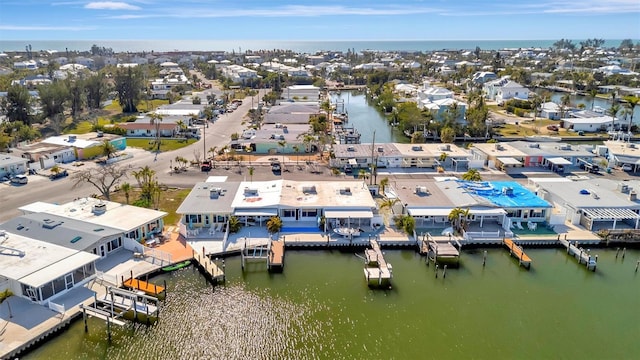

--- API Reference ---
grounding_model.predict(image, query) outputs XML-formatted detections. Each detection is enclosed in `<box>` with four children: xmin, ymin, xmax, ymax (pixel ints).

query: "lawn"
<box><xmin>109</xmin><ymin>188</ymin><xmax>190</xmax><ymax>227</ymax></box>
<box><xmin>126</xmin><ymin>138</ymin><xmax>197</xmax><ymax>152</ymax></box>
<box><xmin>63</xmin><ymin>117</ymin><xmax>113</xmax><ymax>134</ymax></box>
<box><xmin>103</xmin><ymin>99</ymin><xmax>170</xmax><ymax>113</ymax></box>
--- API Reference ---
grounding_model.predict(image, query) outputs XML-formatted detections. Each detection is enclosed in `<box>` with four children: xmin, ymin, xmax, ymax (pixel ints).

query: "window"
<box><xmin>301</xmin><ymin>209</ymin><xmax>317</xmax><ymax>217</ymax></box>
<box><xmin>187</xmin><ymin>214</ymin><xmax>202</xmax><ymax>224</ymax></box>
<box><xmin>282</xmin><ymin>209</ymin><xmax>296</xmax><ymax>218</ymax></box>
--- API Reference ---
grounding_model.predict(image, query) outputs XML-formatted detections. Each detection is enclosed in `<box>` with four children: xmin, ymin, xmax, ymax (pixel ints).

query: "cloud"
<box><xmin>440</xmin><ymin>0</ymin><xmax>640</xmax><ymax>16</ymax></box>
<box><xmin>85</xmin><ymin>1</ymin><xmax>141</xmax><ymax>10</ymax></box>
<box><xmin>108</xmin><ymin>4</ymin><xmax>442</xmax><ymax>19</ymax></box>
<box><xmin>0</xmin><ymin>24</ymin><xmax>95</xmax><ymax>31</ymax></box>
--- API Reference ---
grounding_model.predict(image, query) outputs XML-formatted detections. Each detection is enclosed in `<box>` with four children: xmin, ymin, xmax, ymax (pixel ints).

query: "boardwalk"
<box><xmin>559</xmin><ymin>238</ymin><xmax>597</xmax><ymax>271</ymax></box>
<box><xmin>503</xmin><ymin>238</ymin><xmax>532</xmax><ymax>269</ymax></box>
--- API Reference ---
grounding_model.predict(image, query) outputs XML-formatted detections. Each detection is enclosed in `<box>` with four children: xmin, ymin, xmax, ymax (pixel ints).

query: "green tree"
<box><xmin>248</xmin><ymin>166</ymin><xmax>255</xmax><ymax>183</ymax></box>
<box><xmin>114</xmin><ymin>66</ymin><xmax>143</xmax><ymax>113</ymax></box>
<box><xmin>278</xmin><ymin>140</ymin><xmax>287</xmax><ymax>165</ymax></box>
<box><xmin>292</xmin><ymin>145</ymin><xmax>301</xmax><ymax>166</ymax></box>
<box><xmin>440</xmin><ymin>126</ymin><xmax>456</xmax><ymax>143</ymax></box>
<box><xmin>228</xmin><ymin>216</ymin><xmax>241</xmax><ymax>233</ymax></box>
<box><xmin>1</xmin><ymin>85</ymin><xmax>32</xmax><ymax>124</ymax></box>
<box><xmin>393</xmin><ymin>214</ymin><xmax>415</xmax><ymax>235</ymax></box>
<box><xmin>266</xmin><ymin>216</ymin><xmax>283</xmax><ymax>234</ymax></box>
<box><xmin>85</xmin><ymin>73</ymin><xmax>107</xmax><ymax>110</ymax></box>
<box><xmin>38</xmin><ymin>81</ymin><xmax>69</xmax><ymax>123</ymax></box>
<box><xmin>149</xmin><ymin>113</ymin><xmax>163</xmax><ymax>151</ymax></box>
<box><xmin>462</xmin><ymin>169</ymin><xmax>482</xmax><ymax>181</ymax></box>
<box><xmin>623</xmin><ymin>96</ymin><xmax>639</xmax><ymax>131</ymax></box>
<box><xmin>587</xmin><ymin>89</ymin><xmax>598</xmax><ymax>110</ymax></box>
<box><xmin>101</xmin><ymin>140</ymin><xmax>117</xmax><ymax>159</ymax></box>
<box><xmin>131</xmin><ymin>165</ymin><xmax>157</xmax><ymax>203</ymax></box>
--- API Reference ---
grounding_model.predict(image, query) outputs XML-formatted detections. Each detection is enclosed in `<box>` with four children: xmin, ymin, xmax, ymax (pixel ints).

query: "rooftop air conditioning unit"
<box><xmin>495</xmin><ymin>143</ymin><xmax>502</xmax><ymax>150</ymax></box>
<box><xmin>347</xmin><ymin>146</ymin><xmax>355</xmax><ymax>151</ymax></box>
<box><xmin>529</xmin><ymin>143</ymin><xmax>540</xmax><ymax>148</ymax></box>
<box><xmin>378</xmin><ymin>147</ymin><xmax>384</xmax><ymax>152</ymax></box>
<box><xmin>629</xmin><ymin>191</ymin><xmax>637</xmax><ymax>201</ymax></box>
<box><xmin>92</xmin><ymin>202</ymin><xmax>107</xmax><ymax>215</ymax></box>
<box><xmin>411</xmin><ymin>145</ymin><xmax>423</xmax><ymax>151</ymax></box>
<box><xmin>618</xmin><ymin>183</ymin><xmax>630</xmax><ymax>193</ymax></box>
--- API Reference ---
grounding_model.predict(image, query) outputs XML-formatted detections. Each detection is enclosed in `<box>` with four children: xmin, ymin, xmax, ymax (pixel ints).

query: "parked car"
<box><xmin>547</xmin><ymin>125</ymin><xmax>559</xmax><ymax>131</ymax></box>
<box><xmin>49</xmin><ymin>170</ymin><xmax>69</xmax><ymax>180</ymax></box>
<box><xmin>10</xmin><ymin>174</ymin><xmax>28</xmax><ymax>184</ymax></box>
<box><xmin>622</xmin><ymin>164</ymin><xmax>633</xmax><ymax>171</ymax></box>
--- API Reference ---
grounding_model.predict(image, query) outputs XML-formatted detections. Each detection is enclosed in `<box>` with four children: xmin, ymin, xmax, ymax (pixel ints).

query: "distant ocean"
<box><xmin>0</xmin><ymin>39</ymin><xmax>629</xmax><ymax>53</ymax></box>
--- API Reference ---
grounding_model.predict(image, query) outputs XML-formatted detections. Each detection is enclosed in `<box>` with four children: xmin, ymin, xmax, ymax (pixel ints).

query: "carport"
<box><xmin>581</xmin><ymin>207</ymin><xmax>640</xmax><ymax>231</ymax></box>
<box><xmin>612</xmin><ymin>155</ymin><xmax>640</xmax><ymax>172</ymax></box>
<box><xmin>496</xmin><ymin>157</ymin><xmax>522</xmax><ymax>172</ymax></box>
<box><xmin>546</xmin><ymin>157</ymin><xmax>572</xmax><ymax>173</ymax></box>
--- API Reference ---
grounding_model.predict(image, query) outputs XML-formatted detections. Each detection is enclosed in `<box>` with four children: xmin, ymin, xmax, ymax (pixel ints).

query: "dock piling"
<box><xmin>443</xmin><ymin>265</ymin><xmax>447</xmax><ymax>278</ymax></box>
<box><xmin>483</xmin><ymin>251</ymin><xmax>487</xmax><ymax>266</ymax></box>
<box><xmin>435</xmin><ymin>264</ymin><xmax>439</xmax><ymax>278</ymax></box>
<box><xmin>636</xmin><ymin>260</ymin><xmax>639</xmax><ymax>273</ymax></box>
<box><xmin>616</xmin><ymin>248</ymin><xmax>620</xmax><ymax>258</ymax></box>
<box><xmin>622</xmin><ymin>248</ymin><xmax>626</xmax><ymax>259</ymax></box>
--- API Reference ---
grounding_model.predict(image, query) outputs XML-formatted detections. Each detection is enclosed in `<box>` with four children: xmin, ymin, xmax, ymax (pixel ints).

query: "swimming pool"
<box><xmin>459</xmin><ymin>181</ymin><xmax>550</xmax><ymax>208</ymax></box>
<box><xmin>281</xmin><ymin>226</ymin><xmax>322</xmax><ymax>233</ymax></box>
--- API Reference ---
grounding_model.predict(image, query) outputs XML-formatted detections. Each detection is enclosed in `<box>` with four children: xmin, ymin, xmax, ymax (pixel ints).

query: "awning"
<box><xmin>470</xmin><ymin>208</ymin><xmax>507</xmax><ymax>215</ymax></box>
<box><xmin>324</xmin><ymin>210</ymin><xmax>373</xmax><ymax>219</ymax></box>
<box><xmin>408</xmin><ymin>208</ymin><xmax>451</xmax><ymax>216</ymax></box>
<box><xmin>348</xmin><ymin>159</ymin><xmax>357</xmax><ymax>166</ymax></box>
<box><xmin>20</xmin><ymin>252</ymin><xmax>100</xmax><ymax>288</ymax></box>
<box><xmin>581</xmin><ymin>207</ymin><xmax>640</xmax><ymax>220</ymax></box>
<box><xmin>234</xmin><ymin>209</ymin><xmax>278</xmax><ymax>217</ymax></box>
<box><xmin>547</xmin><ymin>157</ymin><xmax>572</xmax><ymax>165</ymax></box>
<box><xmin>614</xmin><ymin>155</ymin><xmax>640</xmax><ymax>165</ymax></box>
<box><xmin>497</xmin><ymin>157</ymin><xmax>522</xmax><ymax>166</ymax></box>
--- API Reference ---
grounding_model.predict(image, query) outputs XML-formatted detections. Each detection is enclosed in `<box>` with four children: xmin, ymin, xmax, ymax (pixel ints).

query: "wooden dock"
<box><xmin>192</xmin><ymin>247</ymin><xmax>225</xmax><ymax>283</ymax></box>
<box><xmin>122</xmin><ymin>277</ymin><xmax>166</xmax><ymax>299</ymax></box>
<box><xmin>364</xmin><ymin>239</ymin><xmax>393</xmax><ymax>287</ymax></box>
<box><xmin>420</xmin><ymin>239</ymin><xmax>460</xmax><ymax>266</ymax></box>
<box><xmin>503</xmin><ymin>238</ymin><xmax>531</xmax><ymax>269</ymax></box>
<box><xmin>268</xmin><ymin>240</ymin><xmax>285</xmax><ymax>271</ymax></box>
<box><xmin>559</xmin><ymin>238</ymin><xmax>597</xmax><ymax>271</ymax></box>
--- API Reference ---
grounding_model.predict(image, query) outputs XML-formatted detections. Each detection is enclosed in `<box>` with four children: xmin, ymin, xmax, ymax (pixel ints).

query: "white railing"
<box><xmin>48</xmin><ymin>300</ymin><xmax>65</xmax><ymax>314</ymax></box>
<box><xmin>463</xmin><ymin>230</ymin><xmax>501</xmax><ymax>240</ymax></box>
<box><xmin>143</xmin><ymin>246</ymin><xmax>172</xmax><ymax>266</ymax></box>
<box><xmin>96</xmin><ymin>270</ymin><xmax>120</xmax><ymax>287</ymax></box>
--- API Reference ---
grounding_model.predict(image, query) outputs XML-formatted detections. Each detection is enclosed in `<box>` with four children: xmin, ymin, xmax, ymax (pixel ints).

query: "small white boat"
<box><xmin>334</xmin><ymin>227</ymin><xmax>360</xmax><ymax>237</ymax></box>
<box><xmin>525</xmin><ymin>135</ymin><xmax>561</xmax><ymax>142</ymax></box>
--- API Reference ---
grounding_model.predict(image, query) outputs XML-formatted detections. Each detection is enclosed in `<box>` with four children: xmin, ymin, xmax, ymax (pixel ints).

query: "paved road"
<box><xmin>0</xmin><ymin>79</ymin><xmax>262</xmax><ymax>222</ymax></box>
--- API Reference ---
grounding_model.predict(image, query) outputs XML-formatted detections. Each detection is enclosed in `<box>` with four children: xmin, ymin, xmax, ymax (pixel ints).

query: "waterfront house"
<box><xmin>469</xmin><ymin>143</ymin><xmax>526</xmax><ymax>172</ymax></box>
<box><xmin>231</xmin><ymin>180</ymin><xmax>283</xmax><ymax>227</ymax></box>
<box><xmin>531</xmin><ymin>178</ymin><xmax>640</xmax><ymax>231</ymax></box>
<box><xmin>116</xmin><ymin>115</ymin><xmax>182</xmax><ymax>138</ymax></box>
<box><xmin>284</xmin><ymin>85</ymin><xmax>320</xmax><ymax>102</ymax></box>
<box><xmin>263</xmin><ymin>102</ymin><xmax>317</xmax><ymax>125</ymax></box>
<box><xmin>19</xmin><ymin>197</ymin><xmax>167</xmax><ymax>243</ymax></box>
<box><xmin>0</xmin><ymin>153</ymin><xmax>28</xmax><ymax>177</ymax></box>
<box><xmin>540</xmin><ymin>102</ymin><xmax>561</xmax><ymax>120</ymax></box>
<box><xmin>509</xmin><ymin>141</ymin><xmax>597</xmax><ymax>172</ymax></box>
<box><xmin>0</xmin><ymin>230</ymin><xmax>99</xmax><ymax>305</ymax></box>
<box><xmin>237</xmin><ymin>123</ymin><xmax>309</xmax><ymax>153</ymax></box>
<box><xmin>176</xmin><ymin>181</ymin><xmax>241</xmax><ymax>238</ymax></box>
<box><xmin>560</xmin><ymin>116</ymin><xmax>617</xmax><ymax>132</ymax></box>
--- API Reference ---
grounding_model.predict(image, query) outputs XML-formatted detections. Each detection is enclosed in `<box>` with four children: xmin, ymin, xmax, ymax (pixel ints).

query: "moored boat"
<box><xmin>525</xmin><ymin>135</ymin><xmax>561</xmax><ymax>142</ymax></box>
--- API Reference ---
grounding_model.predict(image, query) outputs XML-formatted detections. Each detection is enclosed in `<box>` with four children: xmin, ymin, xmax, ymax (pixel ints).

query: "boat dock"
<box><xmin>419</xmin><ymin>234</ymin><xmax>461</xmax><ymax>266</ymax></box>
<box><xmin>503</xmin><ymin>238</ymin><xmax>531</xmax><ymax>269</ymax></box>
<box><xmin>364</xmin><ymin>239</ymin><xmax>393</xmax><ymax>287</ymax></box>
<box><xmin>240</xmin><ymin>238</ymin><xmax>285</xmax><ymax>272</ymax></box>
<box><xmin>268</xmin><ymin>240</ymin><xmax>285</xmax><ymax>271</ymax></box>
<box><xmin>122</xmin><ymin>273</ymin><xmax>166</xmax><ymax>299</ymax></box>
<box><xmin>559</xmin><ymin>238</ymin><xmax>597</xmax><ymax>271</ymax></box>
<box><xmin>192</xmin><ymin>246</ymin><xmax>225</xmax><ymax>283</ymax></box>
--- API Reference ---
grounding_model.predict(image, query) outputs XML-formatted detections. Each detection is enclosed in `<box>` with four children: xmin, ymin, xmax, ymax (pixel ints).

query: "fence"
<box><xmin>47</xmin><ymin>300</ymin><xmax>65</xmax><ymax>314</ymax></box>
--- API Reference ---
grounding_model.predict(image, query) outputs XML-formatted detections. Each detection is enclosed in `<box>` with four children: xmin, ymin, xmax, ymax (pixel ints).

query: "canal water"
<box><xmin>331</xmin><ymin>92</ymin><xmax>407</xmax><ymax>143</ymax></box>
<box><xmin>23</xmin><ymin>248</ymin><xmax>640</xmax><ymax>359</ymax></box>
<box><xmin>546</xmin><ymin>92</ymin><xmax>640</xmax><ymax>121</ymax></box>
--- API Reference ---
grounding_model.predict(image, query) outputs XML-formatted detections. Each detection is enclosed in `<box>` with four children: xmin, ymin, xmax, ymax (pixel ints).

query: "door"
<box><xmin>100</xmin><ymin>244</ymin><xmax>106</xmax><ymax>257</ymax></box>
<box><xmin>65</xmin><ymin>273</ymin><xmax>74</xmax><ymax>290</ymax></box>
<box><xmin>205</xmin><ymin>215</ymin><xmax>210</xmax><ymax>226</ymax></box>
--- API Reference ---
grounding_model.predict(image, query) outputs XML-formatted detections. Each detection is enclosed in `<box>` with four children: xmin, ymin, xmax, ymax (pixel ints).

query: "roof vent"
<box><xmin>244</xmin><ymin>187</ymin><xmax>259</xmax><ymax>196</ymax></box>
<box><xmin>411</xmin><ymin>145</ymin><xmax>423</xmax><ymax>151</ymax></box>
<box><xmin>377</xmin><ymin>147</ymin><xmax>384</xmax><ymax>153</ymax></box>
<box><xmin>340</xmin><ymin>187</ymin><xmax>352</xmax><ymax>195</ymax></box>
<box><xmin>347</xmin><ymin>146</ymin><xmax>355</xmax><ymax>151</ymax></box>
<box><xmin>210</xmin><ymin>188</ymin><xmax>221</xmax><ymax>199</ymax></box>
<box><xmin>529</xmin><ymin>143</ymin><xmax>540</xmax><ymax>148</ymax></box>
<box><xmin>92</xmin><ymin>202</ymin><xmax>107</xmax><ymax>215</ymax></box>
<box><xmin>302</xmin><ymin>185</ymin><xmax>317</xmax><ymax>194</ymax></box>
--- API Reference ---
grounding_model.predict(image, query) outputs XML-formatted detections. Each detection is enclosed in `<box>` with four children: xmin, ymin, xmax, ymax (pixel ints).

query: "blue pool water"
<box><xmin>458</xmin><ymin>181</ymin><xmax>550</xmax><ymax>208</ymax></box>
<box><xmin>281</xmin><ymin>226</ymin><xmax>322</xmax><ymax>233</ymax></box>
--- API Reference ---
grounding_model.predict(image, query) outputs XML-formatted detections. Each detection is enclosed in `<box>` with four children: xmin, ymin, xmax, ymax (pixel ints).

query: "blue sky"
<box><xmin>0</xmin><ymin>0</ymin><xmax>639</xmax><ymax>40</ymax></box>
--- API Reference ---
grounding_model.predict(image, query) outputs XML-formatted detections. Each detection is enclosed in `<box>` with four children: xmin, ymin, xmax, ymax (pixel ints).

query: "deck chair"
<box><xmin>515</xmin><ymin>221</ymin><xmax>524</xmax><ymax>230</ymax></box>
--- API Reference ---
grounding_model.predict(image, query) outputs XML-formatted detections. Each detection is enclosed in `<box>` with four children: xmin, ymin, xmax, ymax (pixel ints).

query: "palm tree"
<box><xmin>623</xmin><ymin>96</ymin><xmax>639</xmax><ymax>131</ymax></box>
<box><xmin>101</xmin><ymin>139</ymin><xmax>116</xmax><ymax>159</ymax></box>
<box><xmin>379</xmin><ymin>177</ymin><xmax>389</xmax><ymax>195</ymax></box>
<box><xmin>448</xmin><ymin>207</ymin><xmax>471</xmax><ymax>234</ymax></box>
<box><xmin>248</xmin><ymin>166</ymin><xmax>255</xmax><ymax>183</ymax></box>
<box><xmin>560</xmin><ymin>93</ymin><xmax>571</xmax><ymax>119</ymax></box>
<box><xmin>609</xmin><ymin>103</ymin><xmax>621</xmax><ymax>132</ymax></box>
<box><xmin>462</xmin><ymin>169</ymin><xmax>482</xmax><ymax>181</ymax></box>
<box><xmin>208</xmin><ymin>146</ymin><xmax>217</xmax><ymax>168</ymax></box>
<box><xmin>131</xmin><ymin>166</ymin><xmax>156</xmax><ymax>203</ymax></box>
<box><xmin>587</xmin><ymin>89</ymin><xmax>598</xmax><ymax>110</ymax></box>
<box><xmin>292</xmin><ymin>145</ymin><xmax>300</xmax><ymax>166</ymax></box>
<box><xmin>393</xmin><ymin>214</ymin><xmax>415</xmax><ymax>235</ymax></box>
<box><xmin>266</xmin><ymin>216</ymin><xmax>283</xmax><ymax>234</ymax></box>
<box><xmin>228</xmin><ymin>216</ymin><xmax>241</xmax><ymax>233</ymax></box>
<box><xmin>380</xmin><ymin>197</ymin><xmax>400</xmax><ymax>213</ymax></box>
<box><xmin>358</xmin><ymin>168</ymin><xmax>369</xmax><ymax>182</ymax></box>
<box><xmin>149</xmin><ymin>113</ymin><xmax>163</xmax><ymax>152</ymax></box>
<box><xmin>0</xmin><ymin>289</ymin><xmax>14</xmax><ymax>318</ymax></box>
<box><xmin>278</xmin><ymin>140</ymin><xmax>287</xmax><ymax>166</ymax></box>
<box><xmin>120</xmin><ymin>182</ymin><xmax>131</xmax><ymax>204</ymax></box>
<box><xmin>50</xmin><ymin>164</ymin><xmax>62</xmax><ymax>176</ymax></box>
<box><xmin>175</xmin><ymin>120</ymin><xmax>187</xmax><ymax>137</ymax></box>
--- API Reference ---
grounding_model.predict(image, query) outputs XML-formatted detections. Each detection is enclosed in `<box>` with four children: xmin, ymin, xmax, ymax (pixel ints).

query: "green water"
<box><xmin>23</xmin><ymin>248</ymin><xmax>640</xmax><ymax>359</ymax></box>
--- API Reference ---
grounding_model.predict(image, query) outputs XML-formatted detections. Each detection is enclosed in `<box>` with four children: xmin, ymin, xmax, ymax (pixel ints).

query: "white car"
<box><xmin>622</xmin><ymin>164</ymin><xmax>633</xmax><ymax>171</ymax></box>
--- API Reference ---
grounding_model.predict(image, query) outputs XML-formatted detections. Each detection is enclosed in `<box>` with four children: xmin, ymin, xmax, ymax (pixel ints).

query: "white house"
<box><xmin>540</xmin><ymin>102</ymin><xmax>561</xmax><ymax>120</ymax></box>
<box><xmin>484</xmin><ymin>77</ymin><xmax>529</xmax><ymax>104</ymax></box>
<box><xmin>561</xmin><ymin>116</ymin><xmax>617</xmax><ymax>132</ymax></box>
<box><xmin>0</xmin><ymin>154</ymin><xmax>28</xmax><ymax>177</ymax></box>
<box><xmin>285</xmin><ymin>85</ymin><xmax>320</xmax><ymax>102</ymax></box>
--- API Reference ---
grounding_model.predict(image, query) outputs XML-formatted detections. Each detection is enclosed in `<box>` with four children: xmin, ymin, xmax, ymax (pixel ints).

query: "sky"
<box><xmin>0</xmin><ymin>0</ymin><xmax>639</xmax><ymax>41</ymax></box>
